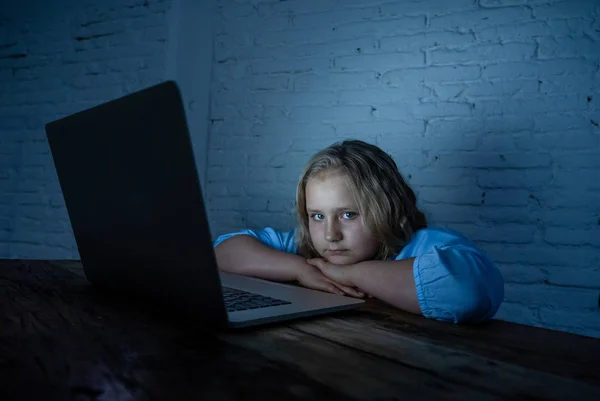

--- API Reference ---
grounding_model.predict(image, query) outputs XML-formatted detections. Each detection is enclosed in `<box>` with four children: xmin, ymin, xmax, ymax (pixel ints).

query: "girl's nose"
<box><xmin>325</xmin><ymin>223</ymin><xmax>342</xmax><ymax>242</ymax></box>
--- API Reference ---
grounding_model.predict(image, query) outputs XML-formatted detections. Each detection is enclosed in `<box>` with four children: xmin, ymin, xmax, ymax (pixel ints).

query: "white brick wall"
<box><xmin>1</xmin><ymin>0</ymin><xmax>598</xmax><ymax>339</ymax></box>
<box><xmin>208</xmin><ymin>0</ymin><xmax>600</xmax><ymax>337</ymax></box>
<box><xmin>0</xmin><ymin>0</ymin><xmax>172</xmax><ymax>259</ymax></box>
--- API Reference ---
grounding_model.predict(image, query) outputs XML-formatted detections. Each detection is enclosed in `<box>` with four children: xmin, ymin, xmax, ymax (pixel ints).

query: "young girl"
<box><xmin>214</xmin><ymin>140</ymin><xmax>504</xmax><ymax>323</ymax></box>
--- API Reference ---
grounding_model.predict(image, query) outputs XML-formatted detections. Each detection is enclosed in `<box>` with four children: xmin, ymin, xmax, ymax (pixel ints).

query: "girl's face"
<box><xmin>305</xmin><ymin>172</ymin><xmax>379</xmax><ymax>265</ymax></box>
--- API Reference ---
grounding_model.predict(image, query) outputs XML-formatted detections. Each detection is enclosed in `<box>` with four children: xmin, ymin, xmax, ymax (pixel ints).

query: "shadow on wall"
<box><xmin>381</xmin><ymin>119</ymin><xmax>599</xmax><ymax>254</ymax></box>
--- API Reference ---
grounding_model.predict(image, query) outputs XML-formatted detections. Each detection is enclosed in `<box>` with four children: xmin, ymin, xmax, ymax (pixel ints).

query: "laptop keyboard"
<box><xmin>223</xmin><ymin>286</ymin><xmax>291</xmax><ymax>312</ymax></box>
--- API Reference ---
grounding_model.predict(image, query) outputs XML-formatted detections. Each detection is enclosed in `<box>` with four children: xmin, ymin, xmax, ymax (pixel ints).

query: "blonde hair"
<box><xmin>295</xmin><ymin>139</ymin><xmax>427</xmax><ymax>260</ymax></box>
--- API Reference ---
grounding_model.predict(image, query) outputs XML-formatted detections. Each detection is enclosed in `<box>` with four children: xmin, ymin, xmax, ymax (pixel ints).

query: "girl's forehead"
<box><xmin>305</xmin><ymin>173</ymin><xmax>361</xmax><ymax>207</ymax></box>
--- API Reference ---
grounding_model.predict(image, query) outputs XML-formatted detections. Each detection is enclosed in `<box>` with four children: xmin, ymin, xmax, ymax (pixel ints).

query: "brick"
<box><xmin>564</xmin><ymin>17</ymin><xmax>600</xmax><ymax>39</ymax></box>
<box><xmin>480</xmin><ymin>206</ymin><xmax>535</xmax><ymax>224</ymax></box>
<box><xmin>430</xmin><ymin>8</ymin><xmax>532</xmax><ymax>30</ymax></box>
<box><xmin>497</xmin><ymin>263</ymin><xmax>547</xmax><ymax>284</ymax></box>
<box><xmin>432</xmin><ymin>79</ymin><xmax>539</xmax><ymax>99</ymax></box>
<box><xmin>553</xmin><ymin>153</ymin><xmax>600</xmax><ymax>169</ymax></box>
<box><xmin>424</xmin><ymin>203</ymin><xmax>480</xmax><ymax>223</ymax></box>
<box><xmin>129</xmin><ymin>13</ymin><xmax>169</xmax><ymax>29</ymax></box>
<box><xmin>381</xmin><ymin>31</ymin><xmax>476</xmax><ymax>53</ymax></box>
<box><xmin>244</xmin><ymin>167</ymin><xmax>298</xmax><ymax>183</ymax></box>
<box><xmin>250</xmin><ymin>122</ymin><xmax>335</xmax><ymax>138</ymax></box>
<box><xmin>338</xmin><ymin>120</ymin><xmax>425</xmax><ymax>136</ymax></box>
<box><xmin>415</xmin><ymin>186</ymin><xmax>484</xmax><ymax>206</ymax></box>
<box><xmin>538</xmin><ymin>308</ymin><xmax>600</xmax><ymax>337</ymax></box>
<box><xmin>293</xmin><ymin>72</ymin><xmax>380</xmax><ymax>90</ymax></box>
<box><xmin>236</xmin><ymin>15</ymin><xmax>294</xmax><ymax>33</ymax></box>
<box><xmin>538</xmin><ymin>208</ymin><xmax>598</xmax><ymax>228</ymax></box>
<box><xmin>386</xmin><ymin>151</ymin><xmax>429</xmax><ymax>170</ymax></box>
<box><xmin>251</xmin><ymin>57</ymin><xmax>330</xmax><ymax>75</ymax></box>
<box><xmin>74</xmin><ymin>19</ymin><xmax>128</xmax><ymax>38</ymax></box>
<box><xmin>474</xmin><ymin>94</ymin><xmax>588</xmax><ymax>116</ymax></box>
<box><xmin>436</xmin><ymin>152</ymin><xmax>552</xmax><ymax>169</ymax></box>
<box><xmin>545</xmin><ymin>227</ymin><xmax>600</xmax><ymax>246</ymax></box>
<box><xmin>545</xmin><ymin>265</ymin><xmax>600</xmax><ymax>289</ymax></box>
<box><xmin>208</xmin><ymin>150</ymin><xmax>248</xmax><ymax>167</ymax></box>
<box><xmin>533</xmin><ymin>113</ymin><xmax>589</xmax><ymax>132</ymax></box>
<box><xmin>256</xmin><ymin>0</ymin><xmax>337</xmax><ymax>16</ymax></box>
<box><xmin>288</xmin><ymin>135</ymin><xmax>347</xmax><ymax>153</ymax></box>
<box><xmin>250</xmin><ymin>90</ymin><xmax>338</xmax><ymax>108</ymax></box>
<box><xmin>140</xmin><ymin>25</ymin><xmax>168</xmax><ymax>42</ymax></box>
<box><xmin>209</xmin><ymin>210</ymin><xmax>247</xmax><ymax>228</ymax></box>
<box><xmin>469</xmin><ymin>224</ymin><xmax>536</xmax><ymax>244</ymax></box>
<box><xmin>384</xmin><ymin>65</ymin><xmax>481</xmax><ymax>86</ymax></box>
<box><xmin>485</xmin><ymin>244</ymin><xmax>598</xmax><ymax>267</ymax></box>
<box><xmin>477</xmin><ymin>20</ymin><xmax>571</xmax><ymax>42</ymax></box>
<box><xmin>289</xmin><ymin>105</ymin><xmax>372</xmax><ymax>122</ymax></box>
<box><xmin>376</xmin><ymin>101</ymin><xmax>472</xmax><ymax>120</ymax></box>
<box><xmin>480</xmin><ymin>0</ymin><xmax>563</xmax><ymax>7</ymax></box>
<box><xmin>242</xmin><ymin>182</ymin><xmax>296</xmax><ymax>198</ymax></box>
<box><xmin>378</xmin><ymin>134</ymin><xmax>427</xmax><ymax>152</ymax></box>
<box><xmin>504</xmin><ymin>283</ymin><xmax>599</xmax><ymax>309</ymax></box>
<box><xmin>219</xmin><ymin>2</ymin><xmax>256</xmax><ymax>20</ymax></box>
<box><xmin>248</xmin><ymin>151</ymin><xmax>310</xmax><ymax>169</ymax></box>
<box><xmin>425</xmin><ymin>117</ymin><xmax>483</xmax><ymax>135</ymax></box>
<box><xmin>334</xmin><ymin>16</ymin><xmax>426</xmax><ymax>39</ymax></box>
<box><xmin>206</xmin><ymin>183</ymin><xmax>242</xmax><ymax>198</ymax></box>
<box><xmin>210</xmin><ymin>196</ymin><xmax>267</xmax><ymax>212</ymax></box>
<box><xmin>266</xmin><ymin>197</ymin><xmax>296</xmax><ymax>213</ymax></box>
<box><xmin>539</xmin><ymin>188</ymin><xmax>600</xmax><ymax>209</ymax></box>
<box><xmin>540</xmin><ymin>75</ymin><xmax>596</xmax><ymax>95</ymax></box>
<box><xmin>257</xmin><ymin>38</ymin><xmax>379</xmax><ymax>61</ymax></box>
<box><xmin>408</xmin><ymin>167</ymin><xmax>477</xmax><ymax>187</ymax></box>
<box><xmin>430</xmin><ymin>43</ymin><xmax>536</xmax><ymax>65</ymax></box>
<box><xmin>514</xmin><ymin>130</ymin><xmax>600</xmax><ymax>151</ymax></box>
<box><xmin>533</xmin><ymin>0</ymin><xmax>599</xmax><ymax>19</ymax></box>
<box><xmin>207</xmin><ymin>167</ymin><xmax>248</xmax><ymax>183</ymax></box>
<box><xmin>483</xmin><ymin>189</ymin><xmax>531</xmax><ymax>206</ymax></box>
<box><xmin>538</xmin><ymin>36</ymin><xmax>600</xmax><ymax>60</ymax></box>
<box><xmin>482</xmin><ymin>59</ymin><xmax>596</xmax><ymax>80</ymax></box>
<box><xmin>254</xmin><ymin>27</ymin><xmax>332</xmax><ymax>47</ymax></box>
<box><xmin>380</xmin><ymin>0</ymin><xmax>476</xmax><ymax>16</ymax></box>
<box><xmin>484</xmin><ymin>115</ymin><xmax>535</xmax><ymax>132</ymax></box>
<box><xmin>423</xmin><ymin>134</ymin><xmax>480</xmax><ymax>152</ymax></box>
<box><xmin>494</xmin><ymin>302</ymin><xmax>540</xmax><ymax>326</ymax></box>
<box><xmin>339</xmin><ymin>86</ymin><xmax>431</xmax><ymax>105</ymax></box>
<box><xmin>245</xmin><ymin>211</ymin><xmax>295</xmax><ymax>231</ymax></box>
<box><xmin>293</xmin><ymin>7</ymin><xmax>381</xmax><ymax>29</ymax></box>
<box><xmin>476</xmin><ymin>169</ymin><xmax>553</xmax><ymax>188</ymax></box>
<box><xmin>553</xmin><ymin>168</ymin><xmax>600</xmax><ymax>190</ymax></box>
<box><xmin>334</xmin><ymin>52</ymin><xmax>424</xmax><ymax>72</ymax></box>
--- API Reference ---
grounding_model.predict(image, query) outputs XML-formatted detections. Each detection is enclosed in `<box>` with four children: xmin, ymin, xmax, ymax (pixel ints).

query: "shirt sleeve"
<box><xmin>410</xmin><ymin>244</ymin><xmax>505</xmax><ymax>324</ymax></box>
<box><xmin>213</xmin><ymin>227</ymin><xmax>297</xmax><ymax>254</ymax></box>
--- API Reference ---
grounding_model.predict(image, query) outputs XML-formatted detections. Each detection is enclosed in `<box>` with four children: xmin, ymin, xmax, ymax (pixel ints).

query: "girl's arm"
<box><xmin>215</xmin><ymin>235</ymin><xmax>364</xmax><ymax>297</ymax></box>
<box><xmin>215</xmin><ymin>235</ymin><xmax>307</xmax><ymax>282</ymax></box>
<box><xmin>349</xmin><ymin>258</ymin><xmax>421</xmax><ymax>314</ymax></box>
<box><xmin>310</xmin><ymin>247</ymin><xmax>504</xmax><ymax>323</ymax></box>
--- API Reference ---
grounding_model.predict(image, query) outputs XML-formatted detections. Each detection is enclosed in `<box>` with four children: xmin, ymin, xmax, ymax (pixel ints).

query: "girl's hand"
<box><xmin>296</xmin><ymin>264</ymin><xmax>364</xmax><ymax>298</ymax></box>
<box><xmin>306</xmin><ymin>258</ymin><xmax>357</xmax><ymax>287</ymax></box>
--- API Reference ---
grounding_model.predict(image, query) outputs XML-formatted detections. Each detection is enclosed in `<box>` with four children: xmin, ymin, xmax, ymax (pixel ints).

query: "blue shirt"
<box><xmin>214</xmin><ymin>226</ymin><xmax>504</xmax><ymax>323</ymax></box>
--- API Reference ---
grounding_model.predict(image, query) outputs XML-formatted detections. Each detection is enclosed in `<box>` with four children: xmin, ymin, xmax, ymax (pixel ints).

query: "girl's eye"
<box><xmin>311</xmin><ymin>214</ymin><xmax>324</xmax><ymax>221</ymax></box>
<box><xmin>342</xmin><ymin>212</ymin><xmax>356</xmax><ymax>219</ymax></box>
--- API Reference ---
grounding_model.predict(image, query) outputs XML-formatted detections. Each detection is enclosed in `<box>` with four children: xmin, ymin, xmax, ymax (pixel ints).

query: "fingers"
<box><xmin>322</xmin><ymin>283</ymin><xmax>345</xmax><ymax>296</ymax></box>
<box><xmin>329</xmin><ymin>281</ymin><xmax>364</xmax><ymax>298</ymax></box>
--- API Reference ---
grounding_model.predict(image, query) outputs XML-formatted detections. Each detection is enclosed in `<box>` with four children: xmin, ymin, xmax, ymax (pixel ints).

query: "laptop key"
<box><xmin>222</xmin><ymin>286</ymin><xmax>291</xmax><ymax>312</ymax></box>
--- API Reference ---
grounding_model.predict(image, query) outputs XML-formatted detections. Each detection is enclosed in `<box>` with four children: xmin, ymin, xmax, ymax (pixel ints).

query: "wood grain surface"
<box><xmin>1</xmin><ymin>260</ymin><xmax>599</xmax><ymax>401</ymax></box>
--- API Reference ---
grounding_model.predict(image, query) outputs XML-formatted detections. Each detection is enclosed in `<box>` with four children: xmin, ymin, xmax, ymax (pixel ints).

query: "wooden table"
<box><xmin>1</xmin><ymin>260</ymin><xmax>599</xmax><ymax>400</ymax></box>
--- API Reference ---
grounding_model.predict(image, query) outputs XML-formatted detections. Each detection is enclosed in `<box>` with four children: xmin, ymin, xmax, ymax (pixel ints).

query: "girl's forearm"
<box><xmin>350</xmin><ymin>258</ymin><xmax>422</xmax><ymax>315</ymax></box>
<box><xmin>214</xmin><ymin>235</ymin><xmax>307</xmax><ymax>282</ymax></box>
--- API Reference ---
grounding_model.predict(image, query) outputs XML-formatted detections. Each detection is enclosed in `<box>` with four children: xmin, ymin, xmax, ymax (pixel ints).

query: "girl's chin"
<box><xmin>323</xmin><ymin>254</ymin><xmax>358</xmax><ymax>265</ymax></box>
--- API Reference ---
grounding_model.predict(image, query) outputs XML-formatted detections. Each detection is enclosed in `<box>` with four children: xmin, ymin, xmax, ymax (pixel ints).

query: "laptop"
<box><xmin>45</xmin><ymin>80</ymin><xmax>364</xmax><ymax>329</ymax></box>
